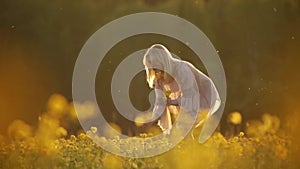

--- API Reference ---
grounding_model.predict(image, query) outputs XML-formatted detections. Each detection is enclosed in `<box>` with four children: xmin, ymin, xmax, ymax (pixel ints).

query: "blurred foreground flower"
<box><xmin>227</xmin><ymin>111</ymin><xmax>242</xmax><ymax>125</ymax></box>
<box><xmin>72</xmin><ymin>101</ymin><xmax>97</xmax><ymax>120</ymax></box>
<box><xmin>225</xmin><ymin>111</ymin><xmax>242</xmax><ymax>139</ymax></box>
<box><xmin>246</xmin><ymin>113</ymin><xmax>280</xmax><ymax>137</ymax></box>
<box><xmin>47</xmin><ymin>93</ymin><xmax>69</xmax><ymax>118</ymax></box>
<box><xmin>134</xmin><ymin>112</ymin><xmax>153</xmax><ymax>127</ymax></box>
<box><xmin>7</xmin><ymin>119</ymin><xmax>33</xmax><ymax>142</ymax></box>
<box><xmin>103</xmin><ymin>123</ymin><xmax>122</xmax><ymax>139</ymax></box>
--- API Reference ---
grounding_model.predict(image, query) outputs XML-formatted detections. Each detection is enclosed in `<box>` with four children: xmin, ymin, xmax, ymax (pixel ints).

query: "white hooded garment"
<box><xmin>143</xmin><ymin>44</ymin><xmax>221</xmax><ymax>133</ymax></box>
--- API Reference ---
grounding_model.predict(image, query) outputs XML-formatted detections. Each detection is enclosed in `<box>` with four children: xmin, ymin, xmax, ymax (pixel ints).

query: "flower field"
<box><xmin>0</xmin><ymin>94</ymin><xmax>299</xmax><ymax>169</ymax></box>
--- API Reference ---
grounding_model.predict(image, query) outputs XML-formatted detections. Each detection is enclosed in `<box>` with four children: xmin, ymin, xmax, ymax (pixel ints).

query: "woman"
<box><xmin>143</xmin><ymin>44</ymin><xmax>221</xmax><ymax>135</ymax></box>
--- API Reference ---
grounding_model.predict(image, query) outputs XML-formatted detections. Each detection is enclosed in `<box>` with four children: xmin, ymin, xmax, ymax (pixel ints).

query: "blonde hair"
<box><xmin>143</xmin><ymin>44</ymin><xmax>175</xmax><ymax>88</ymax></box>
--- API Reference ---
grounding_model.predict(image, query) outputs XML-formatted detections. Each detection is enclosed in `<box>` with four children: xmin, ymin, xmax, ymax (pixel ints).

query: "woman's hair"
<box><xmin>143</xmin><ymin>44</ymin><xmax>174</xmax><ymax>88</ymax></box>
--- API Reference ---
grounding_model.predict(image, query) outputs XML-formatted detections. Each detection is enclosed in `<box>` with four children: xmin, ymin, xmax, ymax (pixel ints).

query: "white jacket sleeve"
<box><xmin>152</xmin><ymin>83</ymin><xmax>166</xmax><ymax>120</ymax></box>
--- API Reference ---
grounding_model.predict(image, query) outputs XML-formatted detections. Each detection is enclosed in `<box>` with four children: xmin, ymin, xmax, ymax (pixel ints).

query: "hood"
<box><xmin>143</xmin><ymin>44</ymin><xmax>175</xmax><ymax>88</ymax></box>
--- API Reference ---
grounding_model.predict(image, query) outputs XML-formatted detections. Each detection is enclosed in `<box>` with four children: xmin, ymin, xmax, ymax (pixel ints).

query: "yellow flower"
<box><xmin>275</xmin><ymin>144</ymin><xmax>288</xmax><ymax>160</ymax></box>
<box><xmin>47</xmin><ymin>93</ymin><xmax>68</xmax><ymax>118</ymax></box>
<box><xmin>227</xmin><ymin>112</ymin><xmax>242</xmax><ymax>125</ymax></box>
<box><xmin>90</xmin><ymin>126</ymin><xmax>98</xmax><ymax>134</ymax></box>
<box><xmin>165</xmin><ymin>90</ymin><xmax>172</xmax><ymax>97</ymax></box>
<box><xmin>134</xmin><ymin>112</ymin><xmax>153</xmax><ymax>127</ymax></box>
